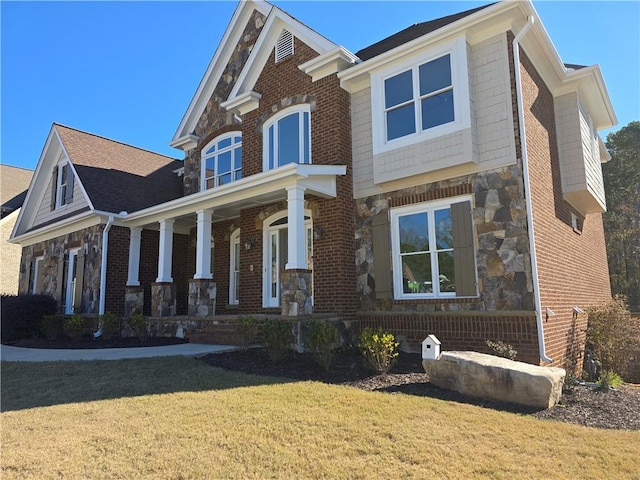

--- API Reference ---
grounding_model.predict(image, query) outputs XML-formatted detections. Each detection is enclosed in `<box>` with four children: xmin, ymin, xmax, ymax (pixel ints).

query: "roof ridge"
<box><xmin>53</xmin><ymin>123</ymin><xmax>181</xmax><ymax>163</ymax></box>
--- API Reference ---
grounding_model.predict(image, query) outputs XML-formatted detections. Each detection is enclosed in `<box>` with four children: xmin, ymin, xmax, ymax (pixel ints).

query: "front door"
<box><xmin>263</xmin><ymin>214</ymin><xmax>313</xmax><ymax>308</ymax></box>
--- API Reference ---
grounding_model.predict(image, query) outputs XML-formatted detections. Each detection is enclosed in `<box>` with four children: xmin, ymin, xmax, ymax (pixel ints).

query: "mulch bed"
<box><xmin>5</xmin><ymin>336</ymin><xmax>189</xmax><ymax>349</ymax></box>
<box><xmin>199</xmin><ymin>348</ymin><xmax>640</xmax><ymax>431</ymax></box>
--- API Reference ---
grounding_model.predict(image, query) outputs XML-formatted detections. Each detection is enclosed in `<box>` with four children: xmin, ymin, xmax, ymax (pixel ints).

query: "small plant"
<box><xmin>306</xmin><ymin>321</ymin><xmax>339</xmax><ymax>371</ymax></box>
<box><xmin>597</xmin><ymin>370</ymin><xmax>624</xmax><ymax>391</ymax></box>
<box><xmin>63</xmin><ymin>314</ymin><xmax>85</xmax><ymax>340</ymax></box>
<box><xmin>40</xmin><ymin>314</ymin><xmax>65</xmax><ymax>340</ymax></box>
<box><xmin>358</xmin><ymin>327</ymin><xmax>399</xmax><ymax>376</ymax></box>
<box><xmin>237</xmin><ymin>315</ymin><xmax>259</xmax><ymax>352</ymax></box>
<box><xmin>100</xmin><ymin>312</ymin><xmax>120</xmax><ymax>338</ymax></box>
<box><xmin>262</xmin><ymin>319</ymin><xmax>293</xmax><ymax>362</ymax></box>
<box><xmin>127</xmin><ymin>312</ymin><xmax>148</xmax><ymax>341</ymax></box>
<box><xmin>485</xmin><ymin>339</ymin><xmax>518</xmax><ymax>360</ymax></box>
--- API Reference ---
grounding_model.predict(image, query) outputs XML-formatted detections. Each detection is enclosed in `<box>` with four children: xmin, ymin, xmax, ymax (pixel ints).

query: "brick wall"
<box><xmin>518</xmin><ymin>48</ymin><xmax>612</xmax><ymax>368</ymax></box>
<box><xmin>105</xmin><ymin>225</ymin><xmax>129</xmax><ymax>316</ymax></box>
<box><xmin>359</xmin><ymin>312</ymin><xmax>539</xmax><ymax>364</ymax></box>
<box><xmin>139</xmin><ymin>229</ymin><xmax>159</xmax><ymax>316</ymax></box>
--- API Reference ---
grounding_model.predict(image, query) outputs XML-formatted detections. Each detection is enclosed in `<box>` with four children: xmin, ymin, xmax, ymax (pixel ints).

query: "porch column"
<box><xmin>285</xmin><ymin>185</ymin><xmax>307</xmax><ymax>270</ymax></box>
<box><xmin>194</xmin><ymin>209</ymin><xmax>213</xmax><ymax>279</ymax></box>
<box><xmin>156</xmin><ymin>219</ymin><xmax>174</xmax><ymax>283</ymax></box>
<box><xmin>127</xmin><ymin>227</ymin><xmax>142</xmax><ymax>286</ymax></box>
<box><xmin>125</xmin><ymin>226</ymin><xmax>144</xmax><ymax>317</ymax></box>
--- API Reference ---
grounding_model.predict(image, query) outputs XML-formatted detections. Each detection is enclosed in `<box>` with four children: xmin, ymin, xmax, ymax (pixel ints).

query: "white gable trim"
<box><xmin>226</xmin><ymin>6</ymin><xmax>338</xmax><ymax>103</ymax></box>
<box><xmin>11</xmin><ymin>126</ymin><xmax>93</xmax><ymax>241</ymax></box>
<box><xmin>170</xmin><ymin>1</ymin><xmax>272</xmax><ymax>151</ymax></box>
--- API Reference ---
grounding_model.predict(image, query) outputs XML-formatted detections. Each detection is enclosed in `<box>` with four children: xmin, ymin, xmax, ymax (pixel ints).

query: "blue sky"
<box><xmin>2</xmin><ymin>1</ymin><xmax>638</xmax><ymax>171</ymax></box>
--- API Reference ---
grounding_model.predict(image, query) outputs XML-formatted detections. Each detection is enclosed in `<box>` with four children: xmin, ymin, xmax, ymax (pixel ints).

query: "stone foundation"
<box><xmin>280</xmin><ymin>270</ymin><xmax>313</xmax><ymax>316</ymax></box>
<box><xmin>124</xmin><ymin>285</ymin><xmax>144</xmax><ymax>317</ymax></box>
<box><xmin>151</xmin><ymin>282</ymin><xmax>176</xmax><ymax>317</ymax></box>
<box><xmin>188</xmin><ymin>279</ymin><xmax>217</xmax><ymax>316</ymax></box>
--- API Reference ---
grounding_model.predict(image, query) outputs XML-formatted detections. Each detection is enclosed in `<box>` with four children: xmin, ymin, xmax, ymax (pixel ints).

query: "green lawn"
<box><xmin>1</xmin><ymin>357</ymin><xmax>638</xmax><ymax>480</ymax></box>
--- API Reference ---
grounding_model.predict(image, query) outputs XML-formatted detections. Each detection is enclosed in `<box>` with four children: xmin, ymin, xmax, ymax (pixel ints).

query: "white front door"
<box><xmin>263</xmin><ymin>214</ymin><xmax>313</xmax><ymax>308</ymax></box>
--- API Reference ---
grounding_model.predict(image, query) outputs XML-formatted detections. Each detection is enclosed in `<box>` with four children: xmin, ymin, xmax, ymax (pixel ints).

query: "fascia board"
<box><xmin>561</xmin><ymin>66</ymin><xmax>617</xmax><ymax>129</ymax></box>
<box><xmin>11</xmin><ymin>126</ymin><xmax>61</xmax><ymax>239</ymax></box>
<box><xmin>9</xmin><ymin>211</ymin><xmax>102</xmax><ymax>247</ymax></box>
<box><xmin>338</xmin><ymin>0</ymin><xmax>514</xmax><ymax>92</ymax></box>
<box><xmin>228</xmin><ymin>7</ymin><xmax>338</xmax><ymax>101</ymax></box>
<box><xmin>171</xmin><ymin>1</ymin><xmax>272</xmax><ymax>145</ymax></box>
<box><xmin>53</xmin><ymin>127</ymin><xmax>96</xmax><ymax>212</ymax></box>
<box><xmin>124</xmin><ymin>164</ymin><xmax>347</xmax><ymax>227</ymax></box>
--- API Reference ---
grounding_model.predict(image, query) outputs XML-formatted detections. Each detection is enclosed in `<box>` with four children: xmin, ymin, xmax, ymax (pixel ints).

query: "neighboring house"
<box><xmin>1</xmin><ymin>165</ymin><xmax>34</xmax><ymax>294</ymax></box>
<box><xmin>11</xmin><ymin>0</ymin><xmax>616</xmax><ymax>368</ymax></box>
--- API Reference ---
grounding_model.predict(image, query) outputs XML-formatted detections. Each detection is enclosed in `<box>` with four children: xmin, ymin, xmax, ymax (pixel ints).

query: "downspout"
<box><xmin>95</xmin><ymin>215</ymin><xmax>115</xmax><ymax>336</ymax></box>
<box><xmin>512</xmin><ymin>16</ymin><xmax>553</xmax><ymax>364</ymax></box>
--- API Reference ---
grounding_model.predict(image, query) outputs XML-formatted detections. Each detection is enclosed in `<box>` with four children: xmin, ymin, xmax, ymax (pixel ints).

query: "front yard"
<box><xmin>2</xmin><ymin>356</ymin><xmax>638</xmax><ymax>479</ymax></box>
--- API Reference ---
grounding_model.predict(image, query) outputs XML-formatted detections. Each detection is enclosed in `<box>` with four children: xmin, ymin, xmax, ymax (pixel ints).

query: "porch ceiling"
<box><xmin>123</xmin><ymin>164</ymin><xmax>347</xmax><ymax>228</ymax></box>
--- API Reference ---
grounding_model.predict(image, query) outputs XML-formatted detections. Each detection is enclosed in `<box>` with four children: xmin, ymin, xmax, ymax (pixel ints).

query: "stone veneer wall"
<box><xmin>182</xmin><ymin>9</ymin><xmax>267</xmax><ymax>195</ymax></box>
<box><xmin>355</xmin><ymin>165</ymin><xmax>534</xmax><ymax>314</ymax></box>
<box><xmin>19</xmin><ymin>225</ymin><xmax>104</xmax><ymax>313</ymax></box>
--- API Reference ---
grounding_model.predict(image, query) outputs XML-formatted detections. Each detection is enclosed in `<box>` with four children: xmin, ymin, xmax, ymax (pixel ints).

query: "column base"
<box><xmin>188</xmin><ymin>279</ymin><xmax>217</xmax><ymax>316</ymax></box>
<box><xmin>151</xmin><ymin>282</ymin><xmax>177</xmax><ymax>317</ymax></box>
<box><xmin>280</xmin><ymin>270</ymin><xmax>313</xmax><ymax>316</ymax></box>
<box><xmin>124</xmin><ymin>285</ymin><xmax>144</xmax><ymax>317</ymax></box>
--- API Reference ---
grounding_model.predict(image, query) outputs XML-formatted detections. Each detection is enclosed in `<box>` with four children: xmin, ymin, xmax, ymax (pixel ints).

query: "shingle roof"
<box><xmin>54</xmin><ymin>124</ymin><xmax>184</xmax><ymax>214</ymax></box>
<box><xmin>355</xmin><ymin>3</ymin><xmax>495</xmax><ymax>61</ymax></box>
<box><xmin>0</xmin><ymin>165</ymin><xmax>34</xmax><ymax>215</ymax></box>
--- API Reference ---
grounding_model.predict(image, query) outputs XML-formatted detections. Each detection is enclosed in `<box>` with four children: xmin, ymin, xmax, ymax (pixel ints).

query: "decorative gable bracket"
<box><xmin>169</xmin><ymin>133</ymin><xmax>200</xmax><ymax>152</ymax></box>
<box><xmin>221</xmin><ymin>91</ymin><xmax>262</xmax><ymax>116</ymax></box>
<box><xmin>298</xmin><ymin>46</ymin><xmax>359</xmax><ymax>82</ymax></box>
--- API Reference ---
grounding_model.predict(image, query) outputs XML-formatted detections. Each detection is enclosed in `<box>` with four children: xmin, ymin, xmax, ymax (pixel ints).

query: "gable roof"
<box><xmin>54</xmin><ymin>124</ymin><xmax>183</xmax><ymax>214</ymax></box>
<box><xmin>0</xmin><ymin>165</ymin><xmax>34</xmax><ymax>216</ymax></box>
<box><xmin>355</xmin><ymin>3</ymin><xmax>495</xmax><ymax>61</ymax></box>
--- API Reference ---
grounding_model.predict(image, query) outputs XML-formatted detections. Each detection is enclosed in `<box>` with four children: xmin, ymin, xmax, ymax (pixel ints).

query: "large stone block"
<box><xmin>423</xmin><ymin>351</ymin><xmax>565</xmax><ymax>409</ymax></box>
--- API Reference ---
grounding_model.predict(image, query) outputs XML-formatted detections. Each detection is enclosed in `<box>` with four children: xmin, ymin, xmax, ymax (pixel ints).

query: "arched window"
<box><xmin>263</xmin><ymin>106</ymin><xmax>311</xmax><ymax>171</ymax></box>
<box><xmin>201</xmin><ymin>132</ymin><xmax>242</xmax><ymax>191</ymax></box>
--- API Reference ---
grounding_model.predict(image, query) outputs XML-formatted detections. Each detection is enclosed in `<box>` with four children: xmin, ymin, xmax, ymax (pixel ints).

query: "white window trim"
<box><xmin>390</xmin><ymin>194</ymin><xmax>473</xmax><ymax>300</ymax></box>
<box><xmin>32</xmin><ymin>256</ymin><xmax>44</xmax><ymax>294</ymax></box>
<box><xmin>229</xmin><ymin>229</ymin><xmax>240</xmax><ymax>305</ymax></box>
<box><xmin>371</xmin><ymin>36</ymin><xmax>470</xmax><ymax>155</ymax></box>
<box><xmin>65</xmin><ymin>248</ymin><xmax>80</xmax><ymax>314</ymax></box>
<box><xmin>262</xmin><ymin>105</ymin><xmax>311</xmax><ymax>172</ymax></box>
<box><xmin>200</xmin><ymin>132</ymin><xmax>242</xmax><ymax>192</ymax></box>
<box><xmin>55</xmin><ymin>162</ymin><xmax>68</xmax><ymax>209</ymax></box>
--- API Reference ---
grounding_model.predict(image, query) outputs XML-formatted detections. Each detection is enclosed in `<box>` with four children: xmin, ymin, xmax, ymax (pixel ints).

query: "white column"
<box><xmin>156</xmin><ymin>219</ymin><xmax>174</xmax><ymax>283</ymax></box>
<box><xmin>127</xmin><ymin>227</ymin><xmax>142</xmax><ymax>286</ymax></box>
<box><xmin>194</xmin><ymin>209</ymin><xmax>213</xmax><ymax>279</ymax></box>
<box><xmin>286</xmin><ymin>185</ymin><xmax>307</xmax><ymax>270</ymax></box>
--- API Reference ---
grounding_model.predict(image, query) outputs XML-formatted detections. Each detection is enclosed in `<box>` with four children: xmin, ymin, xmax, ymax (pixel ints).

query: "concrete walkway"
<box><xmin>0</xmin><ymin>343</ymin><xmax>236</xmax><ymax>362</ymax></box>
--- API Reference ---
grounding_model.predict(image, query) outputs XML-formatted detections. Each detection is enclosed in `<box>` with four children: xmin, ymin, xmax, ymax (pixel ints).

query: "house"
<box><xmin>11</xmin><ymin>0</ymin><xmax>616</xmax><ymax>367</ymax></box>
<box><xmin>1</xmin><ymin>165</ymin><xmax>34</xmax><ymax>294</ymax></box>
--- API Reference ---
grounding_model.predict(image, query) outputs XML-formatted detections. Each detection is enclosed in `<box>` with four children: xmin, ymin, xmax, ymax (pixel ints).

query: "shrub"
<box><xmin>485</xmin><ymin>339</ymin><xmax>518</xmax><ymax>361</ymax></box>
<box><xmin>237</xmin><ymin>315</ymin><xmax>259</xmax><ymax>352</ymax></box>
<box><xmin>585</xmin><ymin>295</ymin><xmax>640</xmax><ymax>382</ymax></box>
<box><xmin>63</xmin><ymin>314</ymin><xmax>86</xmax><ymax>340</ymax></box>
<box><xmin>127</xmin><ymin>312</ymin><xmax>148</xmax><ymax>341</ymax></box>
<box><xmin>1</xmin><ymin>294</ymin><xmax>58</xmax><ymax>342</ymax></box>
<box><xmin>358</xmin><ymin>327</ymin><xmax>399</xmax><ymax>376</ymax></box>
<box><xmin>40</xmin><ymin>314</ymin><xmax>65</xmax><ymax>340</ymax></box>
<box><xmin>262</xmin><ymin>319</ymin><xmax>293</xmax><ymax>362</ymax></box>
<box><xmin>100</xmin><ymin>312</ymin><xmax>120</xmax><ymax>338</ymax></box>
<box><xmin>306</xmin><ymin>321</ymin><xmax>339</xmax><ymax>370</ymax></box>
<box><xmin>597</xmin><ymin>370</ymin><xmax>624</xmax><ymax>391</ymax></box>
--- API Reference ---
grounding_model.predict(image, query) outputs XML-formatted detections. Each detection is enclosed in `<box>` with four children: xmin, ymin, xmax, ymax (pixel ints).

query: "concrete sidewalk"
<box><xmin>0</xmin><ymin>343</ymin><xmax>236</xmax><ymax>362</ymax></box>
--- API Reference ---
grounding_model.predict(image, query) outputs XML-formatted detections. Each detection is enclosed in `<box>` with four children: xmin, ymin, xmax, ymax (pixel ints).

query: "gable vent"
<box><xmin>275</xmin><ymin>30</ymin><xmax>294</xmax><ymax>63</ymax></box>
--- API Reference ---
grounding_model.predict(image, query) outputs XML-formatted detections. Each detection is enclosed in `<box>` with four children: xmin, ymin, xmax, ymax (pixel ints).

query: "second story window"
<box><xmin>384</xmin><ymin>54</ymin><xmax>454</xmax><ymax>142</ymax></box>
<box><xmin>264</xmin><ymin>106</ymin><xmax>311</xmax><ymax>171</ymax></box>
<box><xmin>52</xmin><ymin>162</ymin><xmax>73</xmax><ymax>210</ymax></box>
<box><xmin>201</xmin><ymin>133</ymin><xmax>242</xmax><ymax>191</ymax></box>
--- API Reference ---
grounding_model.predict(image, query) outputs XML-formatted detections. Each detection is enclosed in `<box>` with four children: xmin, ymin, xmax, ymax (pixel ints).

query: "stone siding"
<box><xmin>355</xmin><ymin>165</ymin><xmax>533</xmax><ymax>313</ymax></box>
<box><xmin>19</xmin><ymin>225</ymin><xmax>104</xmax><ymax>313</ymax></box>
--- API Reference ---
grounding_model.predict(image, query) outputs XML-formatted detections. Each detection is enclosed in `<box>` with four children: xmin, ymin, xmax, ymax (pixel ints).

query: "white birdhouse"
<box><xmin>422</xmin><ymin>335</ymin><xmax>441</xmax><ymax>360</ymax></box>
